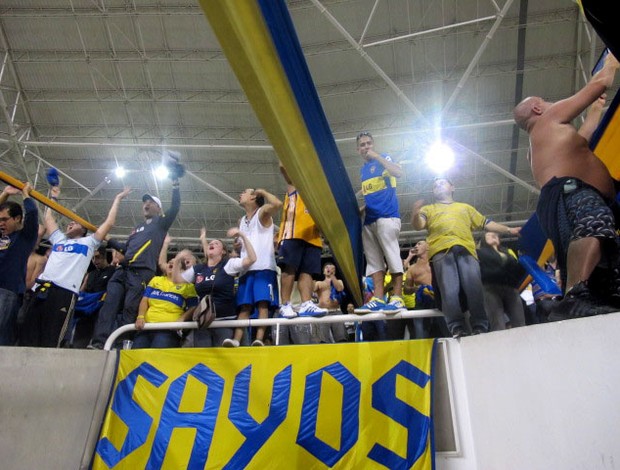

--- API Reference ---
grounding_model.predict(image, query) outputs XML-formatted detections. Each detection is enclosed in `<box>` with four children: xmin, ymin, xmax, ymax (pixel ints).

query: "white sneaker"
<box><xmin>298</xmin><ymin>301</ymin><xmax>328</xmax><ymax>317</ymax></box>
<box><xmin>251</xmin><ymin>339</ymin><xmax>264</xmax><ymax>347</ymax></box>
<box><xmin>279</xmin><ymin>302</ymin><xmax>297</xmax><ymax>319</ymax></box>
<box><xmin>222</xmin><ymin>338</ymin><xmax>240</xmax><ymax>348</ymax></box>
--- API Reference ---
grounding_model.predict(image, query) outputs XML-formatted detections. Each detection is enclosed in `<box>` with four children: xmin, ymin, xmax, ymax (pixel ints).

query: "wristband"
<box><xmin>137</xmin><ymin>315</ymin><xmax>145</xmax><ymax>319</ymax></box>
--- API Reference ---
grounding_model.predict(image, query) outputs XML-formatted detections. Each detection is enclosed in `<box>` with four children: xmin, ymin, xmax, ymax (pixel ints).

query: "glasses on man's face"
<box><xmin>0</xmin><ymin>217</ymin><xmax>13</xmax><ymax>223</ymax></box>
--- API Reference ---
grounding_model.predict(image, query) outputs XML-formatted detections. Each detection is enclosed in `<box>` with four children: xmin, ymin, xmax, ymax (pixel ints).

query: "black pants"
<box><xmin>20</xmin><ymin>284</ymin><xmax>76</xmax><ymax>348</ymax></box>
<box><xmin>91</xmin><ymin>267</ymin><xmax>154</xmax><ymax>347</ymax></box>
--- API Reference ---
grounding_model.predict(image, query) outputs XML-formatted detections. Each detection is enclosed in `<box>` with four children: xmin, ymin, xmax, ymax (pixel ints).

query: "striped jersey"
<box><xmin>143</xmin><ymin>276</ymin><xmax>198</xmax><ymax>323</ymax></box>
<box><xmin>360</xmin><ymin>154</ymin><xmax>399</xmax><ymax>225</ymax></box>
<box><xmin>277</xmin><ymin>189</ymin><xmax>321</xmax><ymax>247</ymax></box>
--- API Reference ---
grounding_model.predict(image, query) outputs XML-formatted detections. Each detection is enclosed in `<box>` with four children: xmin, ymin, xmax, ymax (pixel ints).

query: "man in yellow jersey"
<box><xmin>412</xmin><ymin>177</ymin><xmax>519</xmax><ymax>338</ymax></box>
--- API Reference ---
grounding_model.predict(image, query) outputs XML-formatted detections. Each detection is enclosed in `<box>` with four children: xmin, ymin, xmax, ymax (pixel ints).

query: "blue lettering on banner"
<box><xmin>96</xmin><ymin>363</ymin><xmax>168</xmax><ymax>468</ymax></box>
<box><xmin>368</xmin><ymin>360</ymin><xmax>431</xmax><ymax>469</ymax></box>
<box><xmin>147</xmin><ymin>364</ymin><xmax>225</xmax><ymax>470</ymax></box>
<box><xmin>96</xmin><ymin>359</ymin><xmax>432</xmax><ymax>468</ymax></box>
<box><xmin>224</xmin><ymin>365</ymin><xmax>292</xmax><ymax>470</ymax></box>
<box><xmin>296</xmin><ymin>362</ymin><xmax>361</xmax><ymax>467</ymax></box>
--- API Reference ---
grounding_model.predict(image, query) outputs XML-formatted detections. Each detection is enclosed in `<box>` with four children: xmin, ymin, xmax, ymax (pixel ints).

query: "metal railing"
<box><xmin>103</xmin><ymin>308</ymin><xmax>443</xmax><ymax>350</ymax></box>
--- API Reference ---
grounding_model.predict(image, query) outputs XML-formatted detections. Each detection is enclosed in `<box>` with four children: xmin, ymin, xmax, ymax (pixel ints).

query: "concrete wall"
<box><xmin>0</xmin><ymin>348</ymin><xmax>116</xmax><ymax>470</ymax></box>
<box><xmin>438</xmin><ymin>312</ymin><xmax>620</xmax><ymax>470</ymax></box>
<box><xmin>2</xmin><ymin>314</ymin><xmax>619</xmax><ymax>469</ymax></box>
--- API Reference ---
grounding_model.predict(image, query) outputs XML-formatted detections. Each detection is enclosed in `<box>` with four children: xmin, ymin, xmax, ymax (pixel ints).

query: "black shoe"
<box><xmin>452</xmin><ymin>326</ymin><xmax>469</xmax><ymax>339</ymax></box>
<box><xmin>549</xmin><ymin>281</ymin><xmax>617</xmax><ymax>321</ymax></box>
<box><xmin>471</xmin><ymin>326</ymin><xmax>487</xmax><ymax>335</ymax></box>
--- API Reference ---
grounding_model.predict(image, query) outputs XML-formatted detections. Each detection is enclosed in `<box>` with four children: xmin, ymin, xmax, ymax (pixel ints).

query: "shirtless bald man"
<box><xmin>514</xmin><ymin>52</ymin><xmax>620</xmax><ymax>319</ymax></box>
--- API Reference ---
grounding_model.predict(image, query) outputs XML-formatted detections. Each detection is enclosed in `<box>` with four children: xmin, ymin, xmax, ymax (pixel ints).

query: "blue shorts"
<box><xmin>236</xmin><ymin>270</ymin><xmax>279</xmax><ymax>308</ymax></box>
<box><xmin>276</xmin><ymin>239</ymin><xmax>322</xmax><ymax>276</ymax></box>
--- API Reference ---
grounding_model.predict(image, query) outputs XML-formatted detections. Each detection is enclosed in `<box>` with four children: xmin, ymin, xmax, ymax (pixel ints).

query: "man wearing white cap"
<box><xmin>90</xmin><ymin>178</ymin><xmax>182</xmax><ymax>349</ymax></box>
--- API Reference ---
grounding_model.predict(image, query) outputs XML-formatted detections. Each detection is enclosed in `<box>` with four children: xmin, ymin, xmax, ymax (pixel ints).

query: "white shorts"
<box><xmin>362</xmin><ymin>217</ymin><xmax>402</xmax><ymax>276</ymax></box>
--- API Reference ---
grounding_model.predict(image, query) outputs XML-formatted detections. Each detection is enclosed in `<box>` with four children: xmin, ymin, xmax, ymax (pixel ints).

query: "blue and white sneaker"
<box><xmin>386</xmin><ymin>295</ymin><xmax>405</xmax><ymax>314</ymax></box>
<box><xmin>298</xmin><ymin>301</ymin><xmax>328</xmax><ymax>317</ymax></box>
<box><xmin>279</xmin><ymin>302</ymin><xmax>297</xmax><ymax>319</ymax></box>
<box><xmin>354</xmin><ymin>297</ymin><xmax>386</xmax><ymax>314</ymax></box>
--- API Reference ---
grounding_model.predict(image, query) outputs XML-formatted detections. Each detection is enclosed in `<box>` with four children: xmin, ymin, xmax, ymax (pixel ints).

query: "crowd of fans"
<box><xmin>0</xmin><ymin>140</ymin><xmax>571</xmax><ymax>351</ymax></box>
<box><xmin>2</xmin><ymin>51</ymin><xmax>620</xmax><ymax>349</ymax></box>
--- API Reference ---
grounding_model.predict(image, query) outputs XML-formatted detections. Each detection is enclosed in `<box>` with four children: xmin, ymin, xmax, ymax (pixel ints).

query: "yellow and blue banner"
<box><xmin>93</xmin><ymin>341</ymin><xmax>436</xmax><ymax>469</ymax></box>
<box><xmin>590</xmin><ymin>90</ymin><xmax>620</xmax><ymax>180</ymax></box>
<box><xmin>198</xmin><ymin>0</ymin><xmax>364</xmax><ymax>304</ymax></box>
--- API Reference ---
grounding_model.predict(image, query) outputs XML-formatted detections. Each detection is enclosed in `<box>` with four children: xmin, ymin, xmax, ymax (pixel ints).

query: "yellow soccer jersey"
<box><xmin>143</xmin><ymin>276</ymin><xmax>198</xmax><ymax>324</ymax></box>
<box><xmin>420</xmin><ymin>202</ymin><xmax>488</xmax><ymax>259</ymax></box>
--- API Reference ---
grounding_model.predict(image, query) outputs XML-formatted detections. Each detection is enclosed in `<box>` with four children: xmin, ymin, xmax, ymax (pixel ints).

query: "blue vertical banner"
<box><xmin>198</xmin><ymin>0</ymin><xmax>364</xmax><ymax>304</ymax></box>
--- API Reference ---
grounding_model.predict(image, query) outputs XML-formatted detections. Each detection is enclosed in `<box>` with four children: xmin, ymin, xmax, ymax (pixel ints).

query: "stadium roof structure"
<box><xmin>0</xmin><ymin>0</ymin><xmax>612</xmax><ymax>249</ymax></box>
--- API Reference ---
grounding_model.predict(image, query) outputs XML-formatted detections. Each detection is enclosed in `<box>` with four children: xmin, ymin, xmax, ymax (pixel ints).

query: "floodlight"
<box><xmin>115</xmin><ymin>166</ymin><xmax>126</xmax><ymax>178</ymax></box>
<box><xmin>154</xmin><ymin>165</ymin><xmax>169</xmax><ymax>180</ymax></box>
<box><xmin>425</xmin><ymin>141</ymin><xmax>455</xmax><ymax>174</ymax></box>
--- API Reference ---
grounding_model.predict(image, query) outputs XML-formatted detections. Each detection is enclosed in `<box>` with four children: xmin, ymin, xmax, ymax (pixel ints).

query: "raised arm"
<box><xmin>20</xmin><ymin>183</ymin><xmax>39</xmax><ymax>241</ymax></box>
<box><xmin>254</xmin><ymin>188</ymin><xmax>283</xmax><ymax>226</ymax></box>
<box><xmin>158</xmin><ymin>234</ymin><xmax>172</xmax><ymax>273</ymax></box>
<box><xmin>43</xmin><ymin>186</ymin><xmax>61</xmax><ymax>236</ymax></box>
<box><xmin>366</xmin><ymin>149</ymin><xmax>403</xmax><ymax>178</ymax></box>
<box><xmin>485</xmin><ymin>221</ymin><xmax>521</xmax><ymax>237</ymax></box>
<box><xmin>228</xmin><ymin>227</ymin><xmax>256</xmax><ymax>270</ymax></box>
<box><xmin>159</xmin><ymin>181</ymin><xmax>181</xmax><ymax>231</ymax></box>
<box><xmin>332</xmin><ymin>276</ymin><xmax>345</xmax><ymax>292</ymax></box>
<box><xmin>403</xmin><ymin>248</ymin><xmax>416</xmax><ymax>270</ymax></box>
<box><xmin>411</xmin><ymin>200</ymin><xmax>427</xmax><ymax>230</ymax></box>
<box><xmin>93</xmin><ymin>187</ymin><xmax>131</xmax><ymax>242</ymax></box>
<box><xmin>578</xmin><ymin>94</ymin><xmax>606</xmax><ymax>142</ymax></box>
<box><xmin>172</xmin><ymin>249</ymin><xmax>194</xmax><ymax>285</ymax></box>
<box><xmin>199</xmin><ymin>228</ymin><xmax>209</xmax><ymax>259</ymax></box>
<box><xmin>549</xmin><ymin>52</ymin><xmax>619</xmax><ymax>124</ymax></box>
<box><xmin>0</xmin><ymin>185</ymin><xmax>21</xmax><ymax>205</ymax></box>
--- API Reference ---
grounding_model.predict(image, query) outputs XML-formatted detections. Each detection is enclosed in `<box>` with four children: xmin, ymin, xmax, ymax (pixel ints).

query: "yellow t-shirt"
<box><xmin>143</xmin><ymin>276</ymin><xmax>198</xmax><ymax>324</ymax></box>
<box><xmin>420</xmin><ymin>202</ymin><xmax>488</xmax><ymax>259</ymax></box>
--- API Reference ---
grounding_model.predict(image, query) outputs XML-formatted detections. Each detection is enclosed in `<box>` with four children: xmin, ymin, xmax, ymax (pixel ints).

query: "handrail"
<box><xmin>103</xmin><ymin>308</ymin><xmax>443</xmax><ymax>350</ymax></box>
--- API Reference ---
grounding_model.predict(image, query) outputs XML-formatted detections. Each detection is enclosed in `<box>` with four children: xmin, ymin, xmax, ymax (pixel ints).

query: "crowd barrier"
<box><xmin>103</xmin><ymin>309</ymin><xmax>444</xmax><ymax>350</ymax></box>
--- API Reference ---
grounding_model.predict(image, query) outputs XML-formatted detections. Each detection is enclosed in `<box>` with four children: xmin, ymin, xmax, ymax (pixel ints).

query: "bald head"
<box><xmin>513</xmin><ymin>96</ymin><xmax>548</xmax><ymax>131</ymax></box>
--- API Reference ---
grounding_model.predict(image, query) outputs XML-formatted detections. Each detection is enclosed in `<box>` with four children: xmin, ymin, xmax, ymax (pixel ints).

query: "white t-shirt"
<box><xmin>38</xmin><ymin>230</ymin><xmax>101</xmax><ymax>294</ymax></box>
<box><xmin>239</xmin><ymin>207</ymin><xmax>276</xmax><ymax>272</ymax></box>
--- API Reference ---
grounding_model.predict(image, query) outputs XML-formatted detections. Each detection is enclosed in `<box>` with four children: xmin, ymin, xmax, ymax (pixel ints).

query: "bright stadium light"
<box><xmin>115</xmin><ymin>166</ymin><xmax>126</xmax><ymax>178</ymax></box>
<box><xmin>425</xmin><ymin>141</ymin><xmax>455</xmax><ymax>174</ymax></box>
<box><xmin>154</xmin><ymin>165</ymin><xmax>169</xmax><ymax>180</ymax></box>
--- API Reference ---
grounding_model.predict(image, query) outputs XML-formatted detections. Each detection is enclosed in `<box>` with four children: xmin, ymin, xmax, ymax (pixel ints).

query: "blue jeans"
<box><xmin>133</xmin><ymin>330</ymin><xmax>180</xmax><ymax>349</ymax></box>
<box><xmin>361</xmin><ymin>320</ymin><xmax>387</xmax><ymax>341</ymax></box>
<box><xmin>0</xmin><ymin>288</ymin><xmax>21</xmax><ymax>345</ymax></box>
<box><xmin>432</xmin><ymin>247</ymin><xmax>489</xmax><ymax>333</ymax></box>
